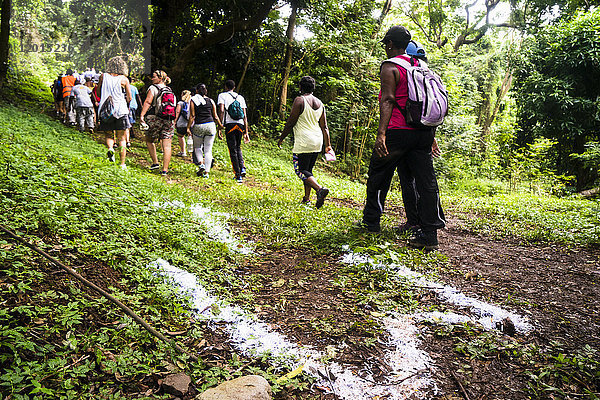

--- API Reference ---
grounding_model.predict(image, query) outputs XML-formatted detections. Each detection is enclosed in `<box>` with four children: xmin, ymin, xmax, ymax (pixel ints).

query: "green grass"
<box><xmin>446</xmin><ymin>193</ymin><xmax>600</xmax><ymax>246</ymax></box>
<box><xmin>1</xmin><ymin>103</ymin><xmax>599</xmax><ymax>398</ymax></box>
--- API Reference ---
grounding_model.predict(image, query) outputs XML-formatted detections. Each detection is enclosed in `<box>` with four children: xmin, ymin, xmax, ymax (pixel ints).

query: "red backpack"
<box><xmin>152</xmin><ymin>84</ymin><xmax>176</xmax><ymax>120</ymax></box>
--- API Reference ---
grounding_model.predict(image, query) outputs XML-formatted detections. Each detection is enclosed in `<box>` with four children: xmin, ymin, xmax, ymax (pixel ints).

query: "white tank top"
<box><xmin>98</xmin><ymin>73</ymin><xmax>128</xmax><ymax>118</ymax></box>
<box><xmin>292</xmin><ymin>96</ymin><xmax>324</xmax><ymax>154</ymax></box>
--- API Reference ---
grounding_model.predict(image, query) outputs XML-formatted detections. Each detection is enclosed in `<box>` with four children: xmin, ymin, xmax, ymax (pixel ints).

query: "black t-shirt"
<box><xmin>192</xmin><ymin>96</ymin><xmax>214</xmax><ymax>125</ymax></box>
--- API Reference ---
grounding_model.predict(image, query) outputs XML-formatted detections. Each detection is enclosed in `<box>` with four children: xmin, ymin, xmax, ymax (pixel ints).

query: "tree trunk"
<box><xmin>238</xmin><ymin>38</ymin><xmax>256</xmax><ymax>92</ymax></box>
<box><xmin>170</xmin><ymin>0</ymin><xmax>276</xmax><ymax>85</ymax></box>
<box><xmin>277</xmin><ymin>3</ymin><xmax>297</xmax><ymax>119</ymax></box>
<box><xmin>480</xmin><ymin>69</ymin><xmax>513</xmax><ymax>153</ymax></box>
<box><xmin>0</xmin><ymin>0</ymin><xmax>11</xmax><ymax>89</ymax></box>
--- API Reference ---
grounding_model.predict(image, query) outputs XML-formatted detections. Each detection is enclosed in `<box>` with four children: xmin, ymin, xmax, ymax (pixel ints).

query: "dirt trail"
<box><xmin>73</xmin><ymin>133</ymin><xmax>600</xmax><ymax>397</ymax></box>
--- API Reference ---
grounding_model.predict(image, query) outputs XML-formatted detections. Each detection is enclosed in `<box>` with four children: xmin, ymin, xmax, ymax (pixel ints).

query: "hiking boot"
<box><xmin>236</xmin><ymin>176</ymin><xmax>243</xmax><ymax>184</ymax></box>
<box><xmin>202</xmin><ymin>172</ymin><xmax>209</xmax><ymax>178</ymax></box>
<box><xmin>301</xmin><ymin>197</ymin><xmax>310</xmax><ymax>205</ymax></box>
<box><xmin>107</xmin><ymin>149</ymin><xmax>115</xmax><ymax>162</ymax></box>
<box><xmin>408</xmin><ymin>231</ymin><xmax>439</xmax><ymax>251</ymax></box>
<box><xmin>160</xmin><ymin>170</ymin><xmax>168</xmax><ymax>176</ymax></box>
<box><xmin>397</xmin><ymin>222</ymin><xmax>420</xmax><ymax>234</ymax></box>
<box><xmin>149</xmin><ymin>163</ymin><xmax>160</xmax><ymax>170</ymax></box>
<box><xmin>197</xmin><ymin>164</ymin><xmax>206</xmax><ymax>177</ymax></box>
<box><xmin>240</xmin><ymin>168</ymin><xmax>247</xmax><ymax>177</ymax></box>
<box><xmin>352</xmin><ymin>220</ymin><xmax>381</xmax><ymax>233</ymax></box>
<box><xmin>315</xmin><ymin>187</ymin><xmax>329</xmax><ymax>209</ymax></box>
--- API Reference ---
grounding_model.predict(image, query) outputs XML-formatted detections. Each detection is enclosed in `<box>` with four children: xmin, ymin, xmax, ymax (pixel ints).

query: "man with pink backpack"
<box><xmin>356</xmin><ymin>26</ymin><xmax>446</xmax><ymax>250</ymax></box>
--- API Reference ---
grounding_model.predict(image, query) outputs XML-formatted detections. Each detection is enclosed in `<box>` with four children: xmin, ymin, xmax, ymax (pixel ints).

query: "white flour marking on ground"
<box><xmin>153</xmin><ymin>259</ymin><xmax>436</xmax><ymax>399</ymax></box>
<box><xmin>151</xmin><ymin>201</ymin><xmax>252</xmax><ymax>254</ymax></box>
<box><xmin>341</xmin><ymin>247</ymin><xmax>534</xmax><ymax>334</ymax></box>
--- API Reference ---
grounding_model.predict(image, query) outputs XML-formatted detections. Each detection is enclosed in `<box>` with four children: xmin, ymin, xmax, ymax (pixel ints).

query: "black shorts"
<box><xmin>176</xmin><ymin>126</ymin><xmax>188</xmax><ymax>137</ymax></box>
<box><xmin>293</xmin><ymin>152</ymin><xmax>319</xmax><ymax>180</ymax></box>
<box><xmin>98</xmin><ymin>115</ymin><xmax>131</xmax><ymax>132</ymax></box>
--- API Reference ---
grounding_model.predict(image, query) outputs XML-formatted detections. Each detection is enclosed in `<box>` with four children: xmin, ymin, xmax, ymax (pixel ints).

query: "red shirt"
<box><xmin>91</xmin><ymin>86</ymin><xmax>100</xmax><ymax>104</ymax></box>
<box><xmin>379</xmin><ymin>54</ymin><xmax>417</xmax><ymax>131</ymax></box>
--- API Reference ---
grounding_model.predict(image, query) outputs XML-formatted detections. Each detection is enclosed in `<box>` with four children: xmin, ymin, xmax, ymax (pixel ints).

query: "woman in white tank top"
<box><xmin>277</xmin><ymin>76</ymin><xmax>332</xmax><ymax>209</ymax></box>
<box><xmin>97</xmin><ymin>56</ymin><xmax>132</xmax><ymax>169</ymax></box>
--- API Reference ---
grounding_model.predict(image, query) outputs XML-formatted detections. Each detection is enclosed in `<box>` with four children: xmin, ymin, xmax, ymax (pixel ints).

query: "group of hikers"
<box><xmin>49</xmin><ymin>24</ymin><xmax>446</xmax><ymax>250</ymax></box>
<box><xmin>50</xmin><ymin>59</ymin><xmax>250</xmax><ymax>181</ymax></box>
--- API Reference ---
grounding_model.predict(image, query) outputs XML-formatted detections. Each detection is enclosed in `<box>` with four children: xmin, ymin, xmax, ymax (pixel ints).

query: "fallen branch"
<box><xmin>0</xmin><ymin>224</ymin><xmax>198</xmax><ymax>362</ymax></box>
<box><xmin>579</xmin><ymin>187</ymin><xmax>600</xmax><ymax>198</ymax></box>
<box><xmin>448</xmin><ymin>368</ymin><xmax>471</xmax><ymax>400</ymax></box>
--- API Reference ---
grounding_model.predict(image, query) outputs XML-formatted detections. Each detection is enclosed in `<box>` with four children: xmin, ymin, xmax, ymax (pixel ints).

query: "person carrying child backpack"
<box><xmin>357</xmin><ymin>25</ymin><xmax>446</xmax><ymax>250</ymax></box>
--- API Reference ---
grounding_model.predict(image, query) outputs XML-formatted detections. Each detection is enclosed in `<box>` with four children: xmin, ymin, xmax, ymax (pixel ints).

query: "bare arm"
<box><xmin>375</xmin><ymin>62</ymin><xmax>399</xmax><ymax>158</ymax></box>
<box><xmin>217</xmin><ymin>103</ymin><xmax>225</xmax><ymax>125</ymax></box>
<box><xmin>122</xmin><ymin>77</ymin><xmax>132</xmax><ymax>104</ymax></box>
<box><xmin>187</xmin><ymin>101</ymin><xmax>195</xmax><ymax>132</ymax></box>
<box><xmin>278</xmin><ymin>96</ymin><xmax>304</xmax><ymax>146</ymax></box>
<box><xmin>174</xmin><ymin>102</ymin><xmax>182</xmax><ymax>122</ymax></box>
<box><xmin>210</xmin><ymin>100</ymin><xmax>224</xmax><ymax>129</ymax></box>
<box><xmin>140</xmin><ymin>88</ymin><xmax>155</xmax><ymax>122</ymax></box>
<box><xmin>243</xmin><ymin>110</ymin><xmax>249</xmax><ymax>135</ymax></box>
<box><xmin>319</xmin><ymin>108</ymin><xmax>332</xmax><ymax>153</ymax></box>
<box><xmin>135</xmin><ymin>93</ymin><xmax>142</xmax><ymax>112</ymax></box>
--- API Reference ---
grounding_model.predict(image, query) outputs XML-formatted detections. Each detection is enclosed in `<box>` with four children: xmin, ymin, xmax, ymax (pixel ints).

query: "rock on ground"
<box><xmin>162</xmin><ymin>372</ymin><xmax>192</xmax><ymax>397</ymax></box>
<box><xmin>198</xmin><ymin>375</ymin><xmax>272</xmax><ymax>400</ymax></box>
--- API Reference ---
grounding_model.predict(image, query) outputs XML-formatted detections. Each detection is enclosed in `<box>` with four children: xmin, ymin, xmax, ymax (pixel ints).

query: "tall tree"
<box><xmin>0</xmin><ymin>0</ymin><xmax>11</xmax><ymax>88</ymax></box>
<box><xmin>162</xmin><ymin>0</ymin><xmax>279</xmax><ymax>84</ymax></box>
<box><xmin>277</xmin><ymin>1</ymin><xmax>298</xmax><ymax>118</ymax></box>
<box><xmin>513</xmin><ymin>9</ymin><xmax>600</xmax><ymax>189</ymax></box>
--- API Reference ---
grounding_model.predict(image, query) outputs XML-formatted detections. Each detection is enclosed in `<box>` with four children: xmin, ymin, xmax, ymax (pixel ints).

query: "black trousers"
<box><xmin>362</xmin><ymin>128</ymin><xmax>445</xmax><ymax>232</ymax></box>
<box><xmin>397</xmin><ymin>158</ymin><xmax>445</xmax><ymax>228</ymax></box>
<box><xmin>225</xmin><ymin>123</ymin><xmax>246</xmax><ymax>177</ymax></box>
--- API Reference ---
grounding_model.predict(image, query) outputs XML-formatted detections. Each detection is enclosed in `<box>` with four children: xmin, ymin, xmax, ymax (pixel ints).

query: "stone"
<box><xmin>162</xmin><ymin>372</ymin><xmax>192</xmax><ymax>397</ymax></box>
<box><xmin>198</xmin><ymin>375</ymin><xmax>272</xmax><ymax>400</ymax></box>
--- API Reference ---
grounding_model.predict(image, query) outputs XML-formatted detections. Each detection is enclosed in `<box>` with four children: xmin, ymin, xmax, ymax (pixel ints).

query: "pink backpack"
<box><xmin>152</xmin><ymin>84</ymin><xmax>176</xmax><ymax>120</ymax></box>
<box><xmin>384</xmin><ymin>57</ymin><xmax>448</xmax><ymax>128</ymax></box>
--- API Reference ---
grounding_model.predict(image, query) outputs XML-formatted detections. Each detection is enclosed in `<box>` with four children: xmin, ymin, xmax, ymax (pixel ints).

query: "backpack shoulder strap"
<box><xmin>382</xmin><ymin>57</ymin><xmax>412</xmax><ymax>70</ymax></box>
<box><xmin>382</xmin><ymin>57</ymin><xmax>429</xmax><ymax>71</ymax></box>
<box><xmin>229</xmin><ymin>92</ymin><xmax>238</xmax><ymax>101</ymax></box>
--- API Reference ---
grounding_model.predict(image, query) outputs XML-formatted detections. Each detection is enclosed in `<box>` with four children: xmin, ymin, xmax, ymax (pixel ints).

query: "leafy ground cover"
<box><xmin>1</xmin><ymin>104</ymin><xmax>599</xmax><ymax>399</ymax></box>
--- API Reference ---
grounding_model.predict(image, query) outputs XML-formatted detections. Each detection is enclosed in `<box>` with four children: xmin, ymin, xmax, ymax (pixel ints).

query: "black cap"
<box><xmin>381</xmin><ymin>25</ymin><xmax>411</xmax><ymax>44</ymax></box>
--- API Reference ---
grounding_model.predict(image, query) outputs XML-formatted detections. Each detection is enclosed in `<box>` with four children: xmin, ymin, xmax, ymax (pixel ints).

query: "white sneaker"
<box><xmin>120</xmin><ymin>164</ymin><xmax>127</xmax><ymax>170</ymax></box>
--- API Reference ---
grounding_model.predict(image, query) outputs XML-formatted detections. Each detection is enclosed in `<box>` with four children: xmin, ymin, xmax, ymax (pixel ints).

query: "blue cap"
<box><xmin>406</xmin><ymin>40</ymin><xmax>426</xmax><ymax>58</ymax></box>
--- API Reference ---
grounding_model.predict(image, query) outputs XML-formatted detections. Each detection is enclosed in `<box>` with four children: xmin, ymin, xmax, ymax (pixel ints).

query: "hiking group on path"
<box><xmin>49</xmin><ymin>24</ymin><xmax>447</xmax><ymax>250</ymax></box>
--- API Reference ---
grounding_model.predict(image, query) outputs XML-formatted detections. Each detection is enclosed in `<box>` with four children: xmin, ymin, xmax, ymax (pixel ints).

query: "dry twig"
<box><xmin>0</xmin><ymin>224</ymin><xmax>198</xmax><ymax>362</ymax></box>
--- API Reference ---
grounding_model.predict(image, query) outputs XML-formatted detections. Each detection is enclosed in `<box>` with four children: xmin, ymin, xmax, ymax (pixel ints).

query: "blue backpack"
<box><xmin>227</xmin><ymin>93</ymin><xmax>245</xmax><ymax>120</ymax></box>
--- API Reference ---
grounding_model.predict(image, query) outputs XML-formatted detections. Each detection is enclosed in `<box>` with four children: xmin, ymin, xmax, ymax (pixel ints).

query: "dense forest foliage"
<box><xmin>2</xmin><ymin>0</ymin><xmax>600</xmax><ymax>193</ymax></box>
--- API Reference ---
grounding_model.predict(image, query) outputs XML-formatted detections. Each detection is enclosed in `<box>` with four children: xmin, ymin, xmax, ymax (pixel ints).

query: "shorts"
<box><xmin>293</xmin><ymin>152</ymin><xmax>319</xmax><ymax>181</ymax></box>
<box><xmin>176</xmin><ymin>126</ymin><xmax>188</xmax><ymax>137</ymax></box>
<box><xmin>191</xmin><ymin>122</ymin><xmax>217</xmax><ymax>137</ymax></box>
<box><xmin>145</xmin><ymin>114</ymin><xmax>175</xmax><ymax>141</ymax></box>
<box><xmin>98</xmin><ymin>115</ymin><xmax>131</xmax><ymax>132</ymax></box>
